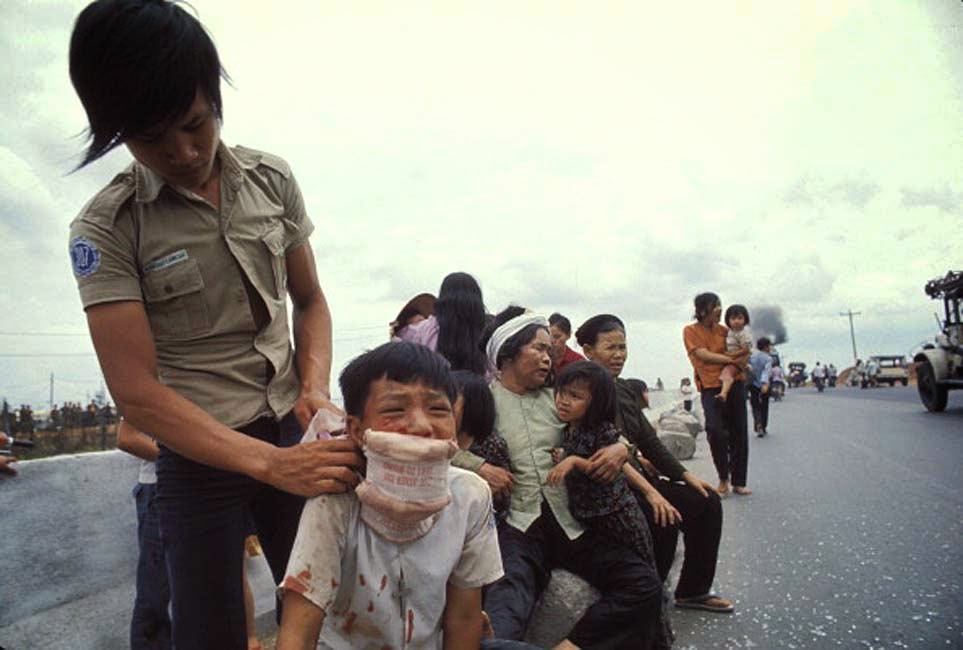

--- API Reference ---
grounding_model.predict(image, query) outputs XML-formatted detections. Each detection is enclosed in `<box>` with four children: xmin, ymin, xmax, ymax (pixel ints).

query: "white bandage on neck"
<box><xmin>355</xmin><ymin>430</ymin><xmax>458</xmax><ymax>543</ymax></box>
<box><xmin>485</xmin><ymin>312</ymin><xmax>549</xmax><ymax>369</ymax></box>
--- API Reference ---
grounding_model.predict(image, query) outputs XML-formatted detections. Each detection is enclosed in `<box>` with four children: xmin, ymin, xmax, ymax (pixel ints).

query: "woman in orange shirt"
<box><xmin>682</xmin><ymin>293</ymin><xmax>752</xmax><ymax>496</ymax></box>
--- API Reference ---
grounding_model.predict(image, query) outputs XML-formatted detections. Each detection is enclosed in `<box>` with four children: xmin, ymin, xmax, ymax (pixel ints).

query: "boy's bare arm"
<box><xmin>443</xmin><ymin>583</ymin><xmax>483</xmax><ymax>650</ymax></box>
<box><xmin>116</xmin><ymin>419</ymin><xmax>160</xmax><ymax>463</ymax></box>
<box><xmin>276</xmin><ymin>591</ymin><xmax>325</xmax><ymax>650</ymax></box>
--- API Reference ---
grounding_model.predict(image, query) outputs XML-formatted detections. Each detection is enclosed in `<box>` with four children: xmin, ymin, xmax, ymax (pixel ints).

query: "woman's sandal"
<box><xmin>674</xmin><ymin>594</ymin><xmax>735</xmax><ymax>613</ymax></box>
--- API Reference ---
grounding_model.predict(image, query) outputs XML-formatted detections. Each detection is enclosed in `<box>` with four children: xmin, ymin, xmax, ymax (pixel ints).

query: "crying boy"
<box><xmin>276</xmin><ymin>342</ymin><xmax>503</xmax><ymax>650</ymax></box>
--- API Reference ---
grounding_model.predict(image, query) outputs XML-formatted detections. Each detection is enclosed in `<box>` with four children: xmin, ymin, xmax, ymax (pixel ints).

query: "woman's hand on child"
<box><xmin>550</xmin><ymin>447</ymin><xmax>565</xmax><ymax>465</ymax></box>
<box><xmin>586</xmin><ymin>443</ymin><xmax>628</xmax><ymax>484</ymax></box>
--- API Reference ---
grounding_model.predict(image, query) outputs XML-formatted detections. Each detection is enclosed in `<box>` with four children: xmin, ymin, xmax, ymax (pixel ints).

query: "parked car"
<box><xmin>915</xmin><ymin>270</ymin><xmax>963</xmax><ymax>412</ymax></box>
<box><xmin>864</xmin><ymin>355</ymin><xmax>909</xmax><ymax>387</ymax></box>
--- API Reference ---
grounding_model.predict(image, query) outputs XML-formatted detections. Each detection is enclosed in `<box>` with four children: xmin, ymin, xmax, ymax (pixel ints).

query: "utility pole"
<box><xmin>49</xmin><ymin>372</ymin><xmax>54</xmax><ymax>412</ymax></box>
<box><xmin>840</xmin><ymin>309</ymin><xmax>861</xmax><ymax>363</ymax></box>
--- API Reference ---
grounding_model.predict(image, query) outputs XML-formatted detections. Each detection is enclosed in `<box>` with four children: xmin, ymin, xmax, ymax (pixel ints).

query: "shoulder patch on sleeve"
<box><xmin>234</xmin><ymin>145</ymin><xmax>291</xmax><ymax>178</ymax></box>
<box><xmin>70</xmin><ymin>236</ymin><xmax>101</xmax><ymax>278</ymax></box>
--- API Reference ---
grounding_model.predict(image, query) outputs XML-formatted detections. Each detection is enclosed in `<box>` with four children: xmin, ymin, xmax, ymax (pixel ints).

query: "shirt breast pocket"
<box><xmin>142</xmin><ymin>259</ymin><xmax>212</xmax><ymax>340</ymax></box>
<box><xmin>261</xmin><ymin>226</ymin><xmax>287</xmax><ymax>299</ymax></box>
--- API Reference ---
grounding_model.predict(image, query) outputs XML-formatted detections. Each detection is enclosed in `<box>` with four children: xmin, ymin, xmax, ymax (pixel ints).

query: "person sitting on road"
<box><xmin>477</xmin><ymin>307</ymin><xmax>664</xmax><ymax>649</ymax></box>
<box><xmin>579</xmin><ymin>313</ymin><xmax>734</xmax><ymax>613</ymax></box>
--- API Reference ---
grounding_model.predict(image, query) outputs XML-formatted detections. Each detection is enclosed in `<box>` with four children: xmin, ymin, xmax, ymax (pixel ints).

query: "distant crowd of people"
<box><xmin>1</xmin><ymin>400</ymin><xmax>116</xmax><ymax>436</ymax></box>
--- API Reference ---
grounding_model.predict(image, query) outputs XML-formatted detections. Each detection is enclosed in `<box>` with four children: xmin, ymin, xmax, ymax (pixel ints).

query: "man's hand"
<box><xmin>637</xmin><ymin>455</ymin><xmax>658</xmax><ymax>476</ymax></box>
<box><xmin>646</xmin><ymin>491</ymin><xmax>682</xmax><ymax>527</ymax></box>
<box><xmin>586</xmin><ymin>442</ymin><xmax>628</xmax><ymax>484</ymax></box>
<box><xmin>292</xmin><ymin>388</ymin><xmax>343</xmax><ymax>432</ymax></box>
<box><xmin>263</xmin><ymin>438</ymin><xmax>364</xmax><ymax>497</ymax></box>
<box><xmin>681</xmin><ymin>471</ymin><xmax>713</xmax><ymax>498</ymax></box>
<box><xmin>761</xmin><ymin>383</ymin><xmax>769</xmax><ymax>395</ymax></box>
<box><xmin>477</xmin><ymin>463</ymin><xmax>515</xmax><ymax>499</ymax></box>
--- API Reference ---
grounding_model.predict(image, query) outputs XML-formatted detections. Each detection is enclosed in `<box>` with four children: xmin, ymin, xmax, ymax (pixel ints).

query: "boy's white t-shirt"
<box><xmin>281</xmin><ymin>466</ymin><xmax>503</xmax><ymax>650</ymax></box>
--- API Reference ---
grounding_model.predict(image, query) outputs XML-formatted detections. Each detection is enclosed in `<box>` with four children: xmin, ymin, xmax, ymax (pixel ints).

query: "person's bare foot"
<box><xmin>716</xmin><ymin>481</ymin><xmax>730</xmax><ymax>495</ymax></box>
<box><xmin>733</xmin><ymin>486</ymin><xmax>752</xmax><ymax>495</ymax></box>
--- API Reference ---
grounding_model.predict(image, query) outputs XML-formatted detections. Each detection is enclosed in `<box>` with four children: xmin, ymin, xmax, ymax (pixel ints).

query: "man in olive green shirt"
<box><xmin>476</xmin><ymin>309</ymin><xmax>663</xmax><ymax>650</ymax></box>
<box><xmin>67</xmin><ymin>2</ymin><xmax>362</xmax><ymax>647</ymax></box>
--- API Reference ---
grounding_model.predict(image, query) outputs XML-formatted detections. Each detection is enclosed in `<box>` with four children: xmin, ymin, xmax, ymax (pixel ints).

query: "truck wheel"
<box><xmin>901</xmin><ymin>379</ymin><xmax>908</xmax><ymax>387</ymax></box>
<box><xmin>917</xmin><ymin>360</ymin><xmax>948</xmax><ymax>412</ymax></box>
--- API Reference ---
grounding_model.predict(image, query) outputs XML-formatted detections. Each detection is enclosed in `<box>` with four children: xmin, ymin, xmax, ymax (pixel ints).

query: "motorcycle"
<box><xmin>814</xmin><ymin>375</ymin><xmax>825</xmax><ymax>392</ymax></box>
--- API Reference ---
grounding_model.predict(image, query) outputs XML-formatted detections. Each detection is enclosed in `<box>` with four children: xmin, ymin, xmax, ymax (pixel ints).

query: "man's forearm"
<box><xmin>293</xmin><ymin>291</ymin><xmax>333</xmax><ymax>396</ymax></box>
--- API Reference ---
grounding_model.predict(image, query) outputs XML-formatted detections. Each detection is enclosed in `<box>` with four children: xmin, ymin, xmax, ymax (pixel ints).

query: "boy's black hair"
<box><xmin>756</xmin><ymin>336</ymin><xmax>772</xmax><ymax>350</ymax></box>
<box><xmin>574</xmin><ymin>314</ymin><xmax>625</xmax><ymax>347</ymax></box>
<box><xmin>548</xmin><ymin>313</ymin><xmax>572</xmax><ymax>336</ymax></box>
<box><xmin>724</xmin><ymin>304</ymin><xmax>750</xmax><ymax>327</ymax></box>
<box><xmin>623</xmin><ymin>377</ymin><xmax>648</xmax><ymax>401</ymax></box>
<box><xmin>340</xmin><ymin>342</ymin><xmax>454</xmax><ymax>418</ymax></box>
<box><xmin>555</xmin><ymin>361</ymin><xmax>616</xmax><ymax>431</ymax></box>
<box><xmin>69</xmin><ymin>0</ymin><xmax>230</xmax><ymax>168</ymax></box>
<box><xmin>483</xmin><ymin>305</ymin><xmax>548</xmax><ymax>370</ymax></box>
<box><xmin>692</xmin><ymin>292</ymin><xmax>721</xmax><ymax>321</ymax></box>
<box><xmin>436</xmin><ymin>272</ymin><xmax>488</xmax><ymax>375</ymax></box>
<box><xmin>450</xmin><ymin>370</ymin><xmax>495</xmax><ymax>443</ymax></box>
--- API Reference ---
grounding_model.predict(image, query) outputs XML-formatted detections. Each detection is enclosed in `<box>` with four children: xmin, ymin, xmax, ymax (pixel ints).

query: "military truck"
<box><xmin>914</xmin><ymin>270</ymin><xmax>963</xmax><ymax>412</ymax></box>
<box><xmin>864</xmin><ymin>355</ymin><xmax>909</xmax><ymax>387</ymax></box>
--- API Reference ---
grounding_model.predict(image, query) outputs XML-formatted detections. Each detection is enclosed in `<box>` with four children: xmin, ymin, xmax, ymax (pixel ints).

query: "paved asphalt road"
<box><xmin>669</xmin><ymin>385</ymin><xmax>963</xmax><ymax>649</ymax></box>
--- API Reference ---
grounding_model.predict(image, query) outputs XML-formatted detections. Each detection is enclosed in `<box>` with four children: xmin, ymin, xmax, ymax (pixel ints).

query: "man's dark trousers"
<box><xmin>748</xmin><ymin>384</ymin><xmax>770</xmax><ymax>433</ymax></box>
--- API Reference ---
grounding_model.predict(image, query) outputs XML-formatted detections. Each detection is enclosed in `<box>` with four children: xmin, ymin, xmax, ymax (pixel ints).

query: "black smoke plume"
<box><xmin>750</xmin><ymin>306</ymin><xmax>788</xmax><ymax>345</ymax></box>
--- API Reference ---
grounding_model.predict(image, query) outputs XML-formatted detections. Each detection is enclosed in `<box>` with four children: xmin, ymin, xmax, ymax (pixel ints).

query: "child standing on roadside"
<box><xmin>717</xmin><ymin>305</ymin><xmax>753</xmax><ymax>402</ymax></box>
<box><xmin>680</xmin><ymin>377</ymin><xmax>694</xmax><ymax>412</ymax></box>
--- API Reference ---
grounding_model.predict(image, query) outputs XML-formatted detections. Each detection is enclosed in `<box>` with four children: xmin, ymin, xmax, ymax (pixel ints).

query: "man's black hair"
<box><xmin>724</xmin><ymin>304</ymin><xmax>750</xmax><ymax>327</ymax></box>
<box><xmin>69</xmin><ymin>0</ymin><xmax>230</xmax><ymax>168</ymax></box>
<box><xmin>483</xmin><ymin>305</ymin><xmax>549</xmax><ymax>370</ymax></box>
<box><xmin>555</xmin><ymin>361</ymin><xmax>617</xmax><ymax>431</ymax></box>
<box><xmin>340</xmin><ymin>342</ymin><xmax>455</xmax><ymax>418</ymax></box>
<box><xmin>450</xmin><ymin>370</ymin><xmax>495</xmax><ymax>443</ymax></box>
<box><xmin>574</xmin><ymin>314</ymin><xmax>625</xmax><ymax>347</ymax></box>
<box><xmin>436</xmin><ymin>272</ymin><xmax>488</xmax><ymax>375</ymax></box>
<box><xmin>756</xmin><ymin>337</ymin><xmax>772</xmax><ymax>350</ymax></box>
<box><xmin>548</xmin><ymin>312</ymin><xmax>572</xmax><ymax>336</ymax></box>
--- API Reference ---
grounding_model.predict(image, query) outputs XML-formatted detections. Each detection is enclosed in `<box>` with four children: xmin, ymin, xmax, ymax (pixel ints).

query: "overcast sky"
<box><xmin>1</xmin><ymin>0</ymin><xmax>960</xmax><ymax>409</ymax></box>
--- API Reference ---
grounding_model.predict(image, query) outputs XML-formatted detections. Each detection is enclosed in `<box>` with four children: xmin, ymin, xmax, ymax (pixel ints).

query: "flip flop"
<box><xmin>675</xmin><ymin>594</ymin><xmax>735</xmax><ymax>613</ymax></box>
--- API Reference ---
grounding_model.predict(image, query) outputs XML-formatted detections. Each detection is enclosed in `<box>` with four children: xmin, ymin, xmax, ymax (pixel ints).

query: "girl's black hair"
<box><xmin>436</xmin><ymin>272</ymin><xmax>488</xmax><ymax>375</ymax></box>
<box><xmin>391</xmin><ymin>293</ymin><xmax>436</xmax><ymax>337</ymax></box>
<box><xmin>693</xmin><ymin>292</ymin><xmax>721</xmax><ymax>321</ymax></box>
<box><xmin>69</xmin><ymin>0</ymin><xmax>230</xmax><ymax>168</ymax></box>
<box><xmin>555</xmin><ymin>361</ymin><xmax>617</xmax><ymax>431</ymax></box>
<box><xmin>340</xmin><ymin>342</ymin><xmax>454</xmax><ymax>418</ymax></box>
<box><xmin>482</xmin><ymin>305</ymin><xmax>549</xmax><ymax>370</ymax></box>
<box><xmin>574</xmin><ymin>314</ymin><xmax>625</xmax><ymax>347</ymax></box>
<box><xmin>724</xmin><ymin>304</ymin><xmax>750</xmax><ymax>327</ymax></box>
<box><xmin>623</xmin><ymin>378</ymin><xmax>648</xmax><ymax>401</ymax></box>
<box><xmin>450</xmin><ymin>370</ymin><xmax>495</xmax><ymax>443</ymax></box>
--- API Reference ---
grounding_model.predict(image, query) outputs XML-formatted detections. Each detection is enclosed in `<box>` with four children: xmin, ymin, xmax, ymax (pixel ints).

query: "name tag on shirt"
<box><xmin>144</xmin><ymin>249</ymin><xmax>189</xmax><ymax>274</ymax></box>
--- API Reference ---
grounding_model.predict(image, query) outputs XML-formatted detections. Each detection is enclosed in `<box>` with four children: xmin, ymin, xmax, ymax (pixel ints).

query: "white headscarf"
<box><xmin>486</xmin><ymin>312</ymin><xmax>549</xmax><ymax>368</ymax></box>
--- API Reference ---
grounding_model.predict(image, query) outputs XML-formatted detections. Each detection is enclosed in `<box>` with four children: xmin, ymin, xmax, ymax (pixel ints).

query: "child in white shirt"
<box><xmin>718</xmin><ymin>304</ymin><xmax>753</xmax><ymax>402</ymax></box>
<box><xmin>276</xmin><ymin>342</ymin><xmax>503</xmax><ymax>650</ymax></box>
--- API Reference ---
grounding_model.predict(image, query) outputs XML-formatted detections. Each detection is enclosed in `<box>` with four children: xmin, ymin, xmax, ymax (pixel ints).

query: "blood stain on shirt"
<box><xmin>379</xmin><ymin>574</ymin><xmax>388</xmax><ymax>593</ymax></box>
<box><xmin>297</xmin><ymin>569</ymin><xmax>312</xmax><ymax>582</ymax></box>
<box><xmin>331</xmin><ymin>577</ymin><xmax>339</xmax><ymax>589</ymax></box>
<box><xmin>359</xmin><ymin>573</ymin><xmax>366</xmax><ymax>586</ymax></box>
<box><xmin>406</xmin><ymin>609</ymin><xmax>414</xmax><ymax>643</ymax></box>
<box><xmin>342</xmin><ymin>611</ymin><xmax>357</xmax><ymax>634</ymax></box>
<box><xmin>367</xmin><ymin>600</ymin><xmax>374</xmax><ymax>612</ymax></box>
<box><xmin>281</xmin><ymin>576</ymin><xmax>307</xmax><ymax>595</ymax></box>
